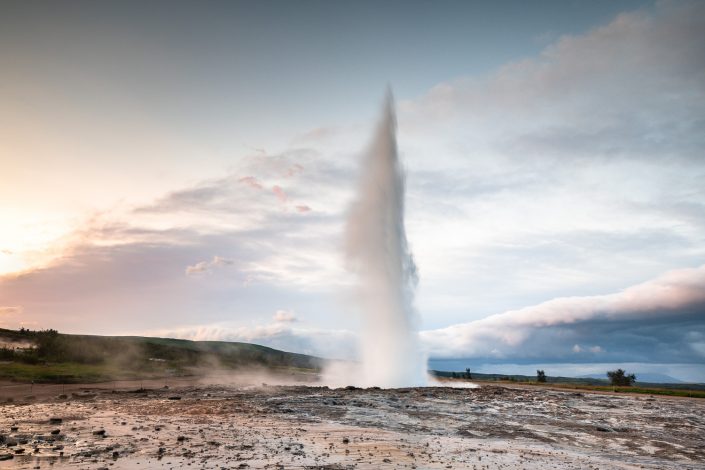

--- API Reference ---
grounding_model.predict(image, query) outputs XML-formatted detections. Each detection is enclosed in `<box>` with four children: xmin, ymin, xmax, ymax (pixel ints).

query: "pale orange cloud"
<box><xmin>272</xmin><ymin>185</ymin><xmax>287</xmax><ymax>203</ymax></box>
<box><xmin>238</xmin><ymin>176</ymin><xmax>263</xmax><ymax>189</ymax></box>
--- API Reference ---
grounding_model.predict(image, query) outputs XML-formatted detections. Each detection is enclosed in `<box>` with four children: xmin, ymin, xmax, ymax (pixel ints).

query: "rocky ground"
<box><xmin>0</xmin><ymin>380</ymin><xmax>704</xmax><ymax>469</ymax></box>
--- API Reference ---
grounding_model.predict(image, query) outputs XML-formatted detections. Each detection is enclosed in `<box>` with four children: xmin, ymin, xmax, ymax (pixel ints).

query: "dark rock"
<box><xmin>168</xmin><ymin>396</ymin><xmax>181</xmax><ymax>400</ymax></box>
<box><xmin>50</xmin><ymin>429</ymin><xmax>61</xmax><ymax>435</ymax></box>
<box><xmin>10</xmin><ymin>426</ymin><xmax>18</xmax><ymax>432</ymax></box>
<box><xmin>49</xmin><ymin>418</ymin><xmax>62</xmax><ymax>424</ymax></box>
<box><xmin>342</xmin><ymin>437</ymin><xmax>350</xmax><ymax>444</ymax></box>
<box><xmin>92</xmin><ymin>429</ymin><xmax>106</xmax><ymax>436</ymax></box>
<box><xmin>14</xmin><ymin>448</ymin><xmax>24</xmax><ymax>454</ymax></box>
<box><xmin>596</xmin><ymin>426</ymin><xmax>614</xmax><ymax>432</ymax></box>
<box><xmin>0</xmin><ymin>453</ymin><xmax>12</xmax><ymax>461</ymax></box>
<box><xmin>177</xmin><ymin>436</ymin><xmax>186</xmax><ymax>442</ymax></box>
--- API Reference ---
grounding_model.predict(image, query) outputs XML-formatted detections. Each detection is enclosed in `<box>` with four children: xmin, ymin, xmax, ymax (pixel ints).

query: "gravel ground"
<box><xmin>1</xmin><ymin>381</ymin><xmax>704</xmax><ymax>469</ymax></box>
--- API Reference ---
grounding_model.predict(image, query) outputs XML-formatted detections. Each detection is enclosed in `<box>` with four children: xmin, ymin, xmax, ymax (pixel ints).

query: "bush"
<box><xmin>607</xmin><ymin>368</ymin><xmax>636</xmax><ymax>386</ymax></box>
<box><xmin>536</xmin><ymin>369</ymin><xmax>547</xmax><ymax>383</ymax></box>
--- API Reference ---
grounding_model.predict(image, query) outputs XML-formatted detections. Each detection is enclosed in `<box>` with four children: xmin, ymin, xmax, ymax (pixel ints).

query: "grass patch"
<box><xmin>0</xmin><ymin>362</ymin><xmax>125</xmax><ymax>383</ymax></box>
<box><xmin>504</xmin><ymin>380</ymin><xmax>705</xmax><ymax>398</ymax></box>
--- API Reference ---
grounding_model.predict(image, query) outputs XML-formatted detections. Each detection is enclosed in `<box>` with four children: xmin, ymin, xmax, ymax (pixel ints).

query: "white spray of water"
<box><xmin>338</xmin><ymin>91</ymin><xmax>427</xmax><ymax>388</ymax></box>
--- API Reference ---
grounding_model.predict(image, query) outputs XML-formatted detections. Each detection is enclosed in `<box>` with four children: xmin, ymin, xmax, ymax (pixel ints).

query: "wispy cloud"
<box><xmin>273</xmin><ymin>310</ymin><xmax>297</xmax><ymax>323</ymax></box>
<box><xmin>152</xmin><ymin>315</ymin><xmax>356</xmax><ymax>359</ymax></box>
<box><xmin>0</xmin><ymin>306</ymin><xmax>22</xmax><ymax>315</ymax></box>
<box><xmin>185</xmin><ymin>255</ymin><xmax>235</xmax><ymax>275</ymax></box>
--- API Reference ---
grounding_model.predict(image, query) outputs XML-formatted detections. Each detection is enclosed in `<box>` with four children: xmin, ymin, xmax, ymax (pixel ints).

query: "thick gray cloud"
<box><xmin>421</xmin><ymin>264</ymin><xmax>705</xmax><ymax>364</ymax></box>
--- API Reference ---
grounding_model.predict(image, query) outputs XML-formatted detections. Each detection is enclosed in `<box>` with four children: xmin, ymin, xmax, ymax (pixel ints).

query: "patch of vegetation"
<box><xmin>607</xmin><ymin>368</ymin><xmax>636</xmax><ymax>386</ymax></box>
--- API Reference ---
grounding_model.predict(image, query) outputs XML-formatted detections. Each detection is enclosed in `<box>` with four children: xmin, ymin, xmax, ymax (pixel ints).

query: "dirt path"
<box><xmin>1</xmin><ymin>383</ymin><xmax>703</xmax><ymax>469</ymax></box>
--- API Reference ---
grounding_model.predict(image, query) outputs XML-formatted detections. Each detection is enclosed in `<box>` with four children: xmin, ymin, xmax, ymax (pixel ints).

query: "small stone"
<box><xmin>92</xmin><ymin>429</ymin><xmax>106</xmax><ymax>436</ymax></box>
<box><xmin>50</xmin><ymin>429</ymin><xmax>61</xmax><ymax>435</ymax></box>
<box><xmin>342</xmin><ymin>437</ymin><xmax>350</xmax><ymax>444</ymax></box>
<box><xmin>49</xmin><ymin>418</ymin><xmax>62</xmax><ymax>424</ymax></box>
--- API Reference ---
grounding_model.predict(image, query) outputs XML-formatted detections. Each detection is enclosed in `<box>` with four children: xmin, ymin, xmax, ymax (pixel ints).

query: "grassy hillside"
<box><xmin>0</xmin><ymin>328</ymin><xmax>322</xmax><ymax>383</ymax></box>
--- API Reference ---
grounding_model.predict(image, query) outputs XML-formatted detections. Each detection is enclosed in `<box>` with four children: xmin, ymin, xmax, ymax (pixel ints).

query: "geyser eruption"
<box><xmin>345</xmin><ymin>92</ymin><xmax>427</xmax><ymax>387</ymax></box>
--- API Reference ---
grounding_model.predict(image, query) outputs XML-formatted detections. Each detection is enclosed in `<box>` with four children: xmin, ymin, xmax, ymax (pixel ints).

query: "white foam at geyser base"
<box><xmin>327</xmin><ymin>92</ymin><xmax>427</xmax><ymax>388</ymax></box>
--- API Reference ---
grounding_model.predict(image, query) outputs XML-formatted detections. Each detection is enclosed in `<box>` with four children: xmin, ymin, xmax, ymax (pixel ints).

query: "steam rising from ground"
<box><xmin>328</xmin><ymin>93</ymin><xmax>426</xmax><ymax>387</ymax></box>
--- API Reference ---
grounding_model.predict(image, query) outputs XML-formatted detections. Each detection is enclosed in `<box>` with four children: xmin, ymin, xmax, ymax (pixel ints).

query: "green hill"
<box><xmin>0</xmin><ymin>327</ymin><xmax>322</xmax><ymax>383</ymax></box>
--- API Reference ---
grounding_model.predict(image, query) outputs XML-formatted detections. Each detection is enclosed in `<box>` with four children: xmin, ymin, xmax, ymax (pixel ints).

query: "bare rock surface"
<box><xmin>0</xmin><ymin>382</ymin><xmax>703</xmax><ymax>469</ymax></box>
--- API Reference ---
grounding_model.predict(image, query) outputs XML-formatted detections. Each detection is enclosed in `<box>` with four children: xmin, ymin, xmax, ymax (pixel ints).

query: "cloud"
<box><xmin>153</xmin><ymin>319</ymin><xmax>356</xmax><ymax>359</ymax></box>
<box><xmin>185</xmin><ymin>255</ymin><xmax>235</xmax><ymax>275</ymax></box>
<box><xmin>0</xmin><ymin>306</ymin><xmax>21</xmax><ymax>315</ymax></box>
<box><xmin>0</xmin><ymin>306</ymin><xmax>23</xmax><ymax>328</ymax></box>
<box><xmin>272</xmin><ymin>185</ymin><xmax>287</xmax><ymax>203</ymax></box>
<box><xmin>421</xmin><ymin>264</ymin><xmax>705</xmax><ymax>363</ymax></box>
<box><xmin>393</xmin><ymin>0</ymin><xmax>705</xmax><ymax>326</ymax></box>
<box><xmin>273</xmin><ymin>310</ymin><xmax>297</xmax><ymax>323</ymax></box>
<box><xmin>238</xmin><ymin>176</ymin><xmax>263</xmax><ymax>189</ymax></box>
<box><xmin>295</xmin><ymin>205</ymin><xmax>312</xmax><ymax>213</ymax></box>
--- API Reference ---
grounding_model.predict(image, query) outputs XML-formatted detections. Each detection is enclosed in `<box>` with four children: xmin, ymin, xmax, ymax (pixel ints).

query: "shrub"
<box><xmin>607</xmin><ymin>368</ymin><xmax>636</xmax><ymax>386</ymax></box>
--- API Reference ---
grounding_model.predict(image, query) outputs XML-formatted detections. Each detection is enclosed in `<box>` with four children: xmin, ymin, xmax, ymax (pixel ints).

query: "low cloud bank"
<box><xmin>153</xmin><ymin>265</ymin><xmax>705</xmax><ymax>367</ymax></box>
<box><xmin>152</xmin><ymin>317</ymin><xmax>357</xmax><ymax>360</ymax></box>
<box><xmin>421</xmin><ymin>264</ymin><xmax>705</xmax><ymax>363</ymax></box>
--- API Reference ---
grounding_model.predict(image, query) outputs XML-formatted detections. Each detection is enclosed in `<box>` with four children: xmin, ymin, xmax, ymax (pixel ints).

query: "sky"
<box><xmin>1</xmin><ymin>0</ymin><xmax>704</xmax><ymax>381</ymax></box>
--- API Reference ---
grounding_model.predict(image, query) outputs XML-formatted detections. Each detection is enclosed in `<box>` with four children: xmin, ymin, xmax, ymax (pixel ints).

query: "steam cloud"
<box><xmin>339</xmin><ymin>92</ymin><xmax>426</xmax><ymax>387</ymax></box>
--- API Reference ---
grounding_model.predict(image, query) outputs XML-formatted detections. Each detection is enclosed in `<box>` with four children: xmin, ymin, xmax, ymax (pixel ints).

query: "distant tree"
<box><xmin>0</xmin><ymin>347</ymin><xmax>15</xmax><ymax>360</ymax></box>
<box><xmin>536</xmin><ymin>370</ymin><xmax>547</xmax><ymax>383</ymax></box>
<box><xmin>607</xmin><ymin>368</ymin><xmax>636</xmax><ymax>386</ymax></box>
<box><xmin>451</xmin><ymin>372</ymin><xmax>457</xmax><ymax>378</ymax></box>
<box><xmin>465</xmin><ymin>368</ymin><xmax>472</xmax><ymax>379</ymax></box>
